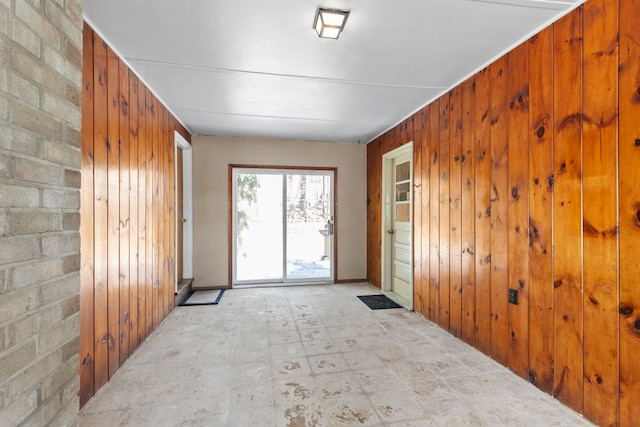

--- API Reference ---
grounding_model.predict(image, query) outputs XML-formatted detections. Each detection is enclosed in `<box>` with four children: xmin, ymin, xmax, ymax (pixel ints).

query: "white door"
<box><xmin>382</xmin><ymin>145</ymin><xmax>413</xmax><ymax>309</ymax></box>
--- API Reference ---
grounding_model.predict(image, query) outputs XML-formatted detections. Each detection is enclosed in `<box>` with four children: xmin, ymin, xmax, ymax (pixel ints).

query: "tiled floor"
<box><xmin>80</xmin><ymin>283</ymin><xmax>593</xmax><ymax>426</ymax></box>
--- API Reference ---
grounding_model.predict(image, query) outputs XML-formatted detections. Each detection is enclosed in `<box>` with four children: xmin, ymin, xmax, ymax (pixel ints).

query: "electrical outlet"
<box><xmin>509</xmin><ymin>288</ymin><xmax>518</xmax><ymax>305</ymax></box>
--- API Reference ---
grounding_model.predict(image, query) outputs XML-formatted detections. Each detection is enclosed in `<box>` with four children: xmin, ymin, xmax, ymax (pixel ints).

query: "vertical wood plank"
<box><xmin>157</xmin><ymin>105</ymin><xmax>165</xmax><ymax>320</ymax></box>
<box><xmin>168</xmin><ymin>115</ymin><xmax>176</xmax><ymax>313</ymax></box>
<box><xmin>128</xmin><ymin>71</ymin><xmax>139</xmax><ymax>355</ymax></box>
<box><xmin>490</xmin><ymin>56</ymin><xmax>509</xmax><ymax>365</ymax></box>
<box><xmin>92</xmin><ymin>32</ymin><xmax>109</xmax><ymax>393</ymax></box>
<box><xmin>618</xmin><ymin>0</ymin><xmax>640</xmax><ymax>424</ymax></box>
<box><xmin>438</xmin><ymin>94</ymin><xmax>451</xmax><ymax>330</ymax></box>
<box><xmin>145</xmin><ymin>87</ymin><xmax>154</xmax><ymax>337</ymax></box>
<box><xmin>79</xmin><ymin>23</ymin><xmax>95</xmax><ymax>407</ymax></box>
<box><xmin>552</xmin><ymin>8</ymin><xmax>584</xmax><ymax>412</ymax></box>
<box><xmin>106</xmin><ymin>46</ymin><xmax>121</xmax><ymax>380</ymax></box>
<box><xmin>137</xmin><ymin>75</ymin><xmax>147</xmax><ymax>345</ymax></box>
<box><xmin>528</xmin><ymin>27</ymin><xmax>554</xmax><ymax>393</ymax></box>
<box><xmin>507</xmin><ymin>42</ymin><xmax>530</xmax><ymax>380</ymax></box>
<box><xmin>412</xmin><ymin>112</ymin><xmax>423</xmax><ymax>315</ymax></box>
<box><xmin>152</xmin><ymin>96</ymin><xmax>160</xmax><ymax>329</ymax></box>
<box><xmin>474</xmin><ymin>67</ymin><xmax>492</xmax><ymax>354</ymax></box>
<box><xmin>420</xmin><ymin>107</ymin><xmax>431</xmax><ymax>316</ymax></box>
<box><xmin>582</xmin><ymin>0</ymin><xmax>619</xmax><ymax>424</ymax></box>
<box><xmin>461</xmin><ymin>77</ymin><xmax>476</xmax><ymax>345</ymax></box>
<box><xmin>118</xmin><ymin>58</ymin><xmax>130</xmax><ymax>365</ymax></box>
<box><xmin>429</xmin><ymin>101</ymin><xmax>440</xmax><ymax>322</ymax></box>
<box><xmin>449</xmin><ymin>87</ymin><xmax>463</xmax><ymax>338</ymax></box>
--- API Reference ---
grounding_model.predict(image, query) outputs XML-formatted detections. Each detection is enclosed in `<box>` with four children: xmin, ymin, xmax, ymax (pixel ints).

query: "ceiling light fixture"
<box><xmin>313</xmin><ymin>7</ymin><xmax>350</xmax><ymax>39</ymax></box>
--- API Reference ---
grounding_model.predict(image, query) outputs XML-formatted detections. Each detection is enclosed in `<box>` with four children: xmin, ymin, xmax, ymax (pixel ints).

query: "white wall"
<box><xmin>192</xmin><ymin>135</ymin><xmax>367</xmax><ymax>287</ymax></box>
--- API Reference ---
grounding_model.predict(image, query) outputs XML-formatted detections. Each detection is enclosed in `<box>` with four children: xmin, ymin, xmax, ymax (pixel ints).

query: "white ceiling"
<box><xmin>83</xmin><ymin>0</ymin><xmax>584</xmax><ymax>144</ymax></box>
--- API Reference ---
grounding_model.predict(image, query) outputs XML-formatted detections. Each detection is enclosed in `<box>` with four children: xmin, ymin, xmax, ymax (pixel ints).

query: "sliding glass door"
<box><xmin>232</xmin><ymin>168</ymin><xmax>334</xmax><ymax>285</ymax></box>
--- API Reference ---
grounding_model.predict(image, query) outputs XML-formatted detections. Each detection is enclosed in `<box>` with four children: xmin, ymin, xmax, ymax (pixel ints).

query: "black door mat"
<box><xmin>357</xmin><ymin>294</ymin><xmax>402</xmax><ymax>310</ymax></box>
<box><xmin>179</xmin><ymin>289</ymin><xmax>225</xmax><ymax>306</ymax></box>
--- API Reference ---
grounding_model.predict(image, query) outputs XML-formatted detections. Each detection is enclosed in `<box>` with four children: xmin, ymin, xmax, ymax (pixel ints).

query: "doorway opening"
<box><xmin>174</xmin><ymin>131</ymin><xmax>193</xmax><ymax>294</ymax></box>
<box><xmin>231</xmin><ymin>166</ymin><xmax>336</xmax><ymax>286</ymax></box>
<box><xmin>381</xmin><ymin>143</ymin><xmax>413</xmax><ymax>309</ymax></box>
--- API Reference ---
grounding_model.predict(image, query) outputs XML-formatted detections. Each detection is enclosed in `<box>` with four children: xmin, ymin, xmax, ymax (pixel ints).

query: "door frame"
<box><xmin>229</xmin><ymin>165</ymin><xmax>338</xmax><ymax>287</ymax></box>
<box><xmin>381</xmin><ymin>142</ymin><xmax>413</xmax><ymax>310</ymax></box>
<box><xmin>174</xmin><ymin>131</ymin><xmax>193</xmax><ymax>292</ymax></box>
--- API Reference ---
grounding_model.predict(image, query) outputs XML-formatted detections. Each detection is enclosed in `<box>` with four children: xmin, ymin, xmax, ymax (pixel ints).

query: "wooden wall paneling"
<box><xmin>428</xmin><ymin>101</ymin><xmax>440</xmax><ymax>322</ymax></box>
<box><xmin>118</xmin><ymin>58</ymin><xmax>131</xmax><ymax>365</ymax></box>
<box><xmin>506</xmin><ymin>42</ymin><xmax>530</xmax><ymax>379</ymax></box>
<box><xmin>158</xmin><ymin>105</ymin><xmax>165</xmax><ymax>320</ymax></box>
<box><xmin>420</xmin><ymin>107</ymin><xmax>431</xmax><ymax>316</ymax></box>
<box><xmin>618</xmin><ymin>0</ymin><xmax>640</xmax><ymax>423</ymax></box>
<box><xmin>152</xmin><ymin>96</ymin><xmax>160</xmax><ymax>329</ymax></box>
<box><xmin>164</xmin><ymin>108</ymin><xmax>174</xmax><ymax>315</ymax></box>
<box><xmin>412</xmin><ymin>112</ymin><xmax>423</xmax><ymax>314</ymax></box>
<box><xmin>582</xmin><ymin>0</ymin><xmax>619</xmax><ymax>424</ymax></box>
<box><xmin>144</xmin><ymin>86</ymin><xmax>154</xmax><ymax>337</ymax></box>
<box><xmin>474</xmin><ymin>67</ymin><xmax>492</xmax><ymax>354</ymax></box>
<box><xmin>528</xmin><ymin>27</ymin><xmax>554</xmax><ymax>393</ymax></box>
<box><xmin>552</xmin><ymin>8</ymin><xmax>584</xmax><ymax>412</ymax></box>
<box><xmin>137</xmin><ymin>76</ymin><xmax>147</xmax><ymax>344</ymax></box>
<box><xmin>368</xmin><ymin>135</ymin><xmax>382</xmax><ymax>287</ymax></box>
<box><xmin>80</xmin><ymin>25</ymin><xmax>191</xmax><ymax>405</ymax></box>
<box><xmin>449</xmin><ymin>87</ymin><xmax>463</xmax><ymax>338</ymax></box>
<box><xmin>79</xmin><ymin>23</ymin><xmax>95</xmax><ymax>407</ymax></box>
<box><xmin>168</xmin><ymin>111</ymin><xmax>175</xmax><ymax>312</ymax></box>
<box><xmin>92</xmin><ymin>34</ymin><xmax>109</xmax><ymax>392</ymax></box>
<box><xmin>106</xmin><ymin>47</ymin><xmax>121</xmax><ymax>380</ymax></box>
<box><xmin>438</xmin><ymin>94</ymin><xmax>451</xmax><ymax>330</ymax></box>
<box><xmin>128</xmin><ymin>71</ymin><xmax>139</xmax><ymax>354</ymax></box>
<box><xmin>461</xmin><ymin>77</ymin><xmax>476</xmax><ymax>345</ymax></box>
<box><xmin>489</xmin><ymin>56</ymin><xmax>510</xmax><ymax>365</ymax></box>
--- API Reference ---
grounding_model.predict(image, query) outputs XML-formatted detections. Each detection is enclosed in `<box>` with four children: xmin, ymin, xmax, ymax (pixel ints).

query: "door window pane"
<box><xmin>236</xmin><ymin>173</ymin><xmax>283</xmax><ymax>282</ymax></box>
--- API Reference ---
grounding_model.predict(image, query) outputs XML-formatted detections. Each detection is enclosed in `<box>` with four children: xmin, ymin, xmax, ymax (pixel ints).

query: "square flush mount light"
<box><xmin>314</xmin><ymin>8</ymin><xmax>350</xmax><ymax>39</ymax></box>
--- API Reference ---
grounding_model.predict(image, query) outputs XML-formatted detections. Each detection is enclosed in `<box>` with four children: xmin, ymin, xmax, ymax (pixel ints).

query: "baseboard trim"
<box><xmin>335</xmin><ymin>279</ymin><xmax>369</xmax><ymax>284</ymax></box>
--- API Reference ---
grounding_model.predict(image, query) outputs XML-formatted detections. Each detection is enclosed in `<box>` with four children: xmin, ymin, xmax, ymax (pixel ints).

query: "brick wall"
<box><xmin>0</xmin><ymin>0</ymin><xmax>83</xmax><ymax>425</ymax></box>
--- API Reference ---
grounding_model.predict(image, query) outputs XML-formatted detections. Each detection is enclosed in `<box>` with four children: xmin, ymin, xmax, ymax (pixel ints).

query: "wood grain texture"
<box><xmin>80</xmin><ymin>25</ymin><xmax>191</xmax><ymax>406</ymax></box>
<box><xmin>412</xmin><ymin>112</ymin><xmax>423</xmax><ymax>315</ymax></box>
<box><xmin>449</xmin><ymin>87</ymin><xmax>463</xmax><ymax>338</ymax></box>
<box><xmin>582</xmin><ymin>0</ymin><xmax>619</xmax><ymax>424</ymax></box>
<box><xmin>528</xmin><ymin>27</ymin><xmax>554</xmax><ymax>393</ymax></box>
<box><xmin>363</xmin><ymin>2</ymin><xmax>637</xmax><ymax>424</ymax></box>
<box><xmin>428</xmin><ymin>101</ymin><xmax>440</xmax><ymax>322</ymax></box>
<box><xmin>438</xmin><ymin>94</ymin><xmax>451</xmax><ymax>330</ymax></box>
<box><xmin>92</xmin><ymin>33</ymin><xmax>109</xmax><ymax>393</ymax></box>
<box><xmin>79</xmin><ymin>22</ymin><xmax>95</xmax><ymax>408</ymax></box>
<box><xmin>507</xmin><ymin>42</ymin><xmax>530</xmax><ymax>379</ymax></box>
<box><xmin>618</xmin><ymin>0</ymin><xmax>640</xmax><ymax>424</ymax></box>
<box><xmin>552</xmin><ymin>9</ymin><xmax>584</xmax><ymax>412</ymax></box>
<box><xmin>474</xmin><ymin>67</ymin><xmax>492</xmax><ymax>354</ymax></box>
<box><xmin>461</xmin><ymin>77</ymin><xmax>476</xmax><ymax>345</ymax></box>
<box><xmin>489</xmin><ymin>56</ymin><xmax>509</xmax><ymax>366</ymax></box>
<box><xmin>420</xmin><ymin>107</ymin><xmax>431</xmax><ymax>316</ymax></box>
<box><xmin>118</xmin><ymin>58</ymin><xmax>131</xmax><ymax>366</ymax></box>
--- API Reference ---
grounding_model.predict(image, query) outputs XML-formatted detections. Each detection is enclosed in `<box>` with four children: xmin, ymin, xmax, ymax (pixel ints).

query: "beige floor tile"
<box><xmin>79</xmin><ymin>282</ymin><xmax>593</xmax><ymax>427</ymax></box>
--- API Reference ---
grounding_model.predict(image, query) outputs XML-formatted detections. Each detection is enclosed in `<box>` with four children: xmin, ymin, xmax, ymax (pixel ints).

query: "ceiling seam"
<box><xmin>126</xmin><ymin>58</ymin><xmax>450</xmax><ymax>90</ymax></box>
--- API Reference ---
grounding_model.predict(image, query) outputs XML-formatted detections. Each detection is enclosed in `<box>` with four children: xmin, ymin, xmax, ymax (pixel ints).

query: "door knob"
<box><xmin>387</xmin><ymin>229</ymin><xmax>395</xmax><ymax>234</ymax></box>
<box><xmin>179</xmin><ymin>218</ymin><xmax>187</xmax><ymax>223</ymax></box>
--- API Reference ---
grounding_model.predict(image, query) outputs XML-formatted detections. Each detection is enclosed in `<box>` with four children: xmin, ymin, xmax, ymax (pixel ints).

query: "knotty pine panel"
<box><xmin>448</xmin><ymin>87</ymin><xmax>463</xmax><ymax>338</ymax></box>
<box><xmin>366</xmin><ymin>1</ymin><xmax>639</xmax><ymax>425</ymax></box>
<box><xmin>528</xmin><ymin>27</ymin><xmax>554</xmax><ymax>393</ymax></box>
<box><xmin>412</xmin><ymin>111</ymin><xmax>424</xmax><ymax>315</ymax></box>
<box><xmin>80</xmin><ymin>24</ymin><xmax>191</xmax><ymax>406</ymax></box>
<box><xmin>618</xmin><ymin>0</ymin><xmax>640</xmax><ymax>424</ymax></box>
<box><xmin>582</xmin><ymin>0</ymin><xmax>619</xmax><ymax>424</ymax></box>
<box><xmin>552</xmin><ymin>9</ymin><xmax>584</xmax><ymax>413</ymax></box>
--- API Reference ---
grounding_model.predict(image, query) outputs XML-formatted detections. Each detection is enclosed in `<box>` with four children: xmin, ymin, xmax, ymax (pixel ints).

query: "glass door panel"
<box><xmin>233</xmin><ymin>168</ymin><xmax>334</xmax><ymax>285</ymax></box>
<box><xmin>235</xmin><ymin>172</ymin><xmax>283</xmax><ymax>282</ymax></box>
<box><xmin>285</xmin><ymin>173</ymin><xmax>332</xmax><ymax>280</ymax></box>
